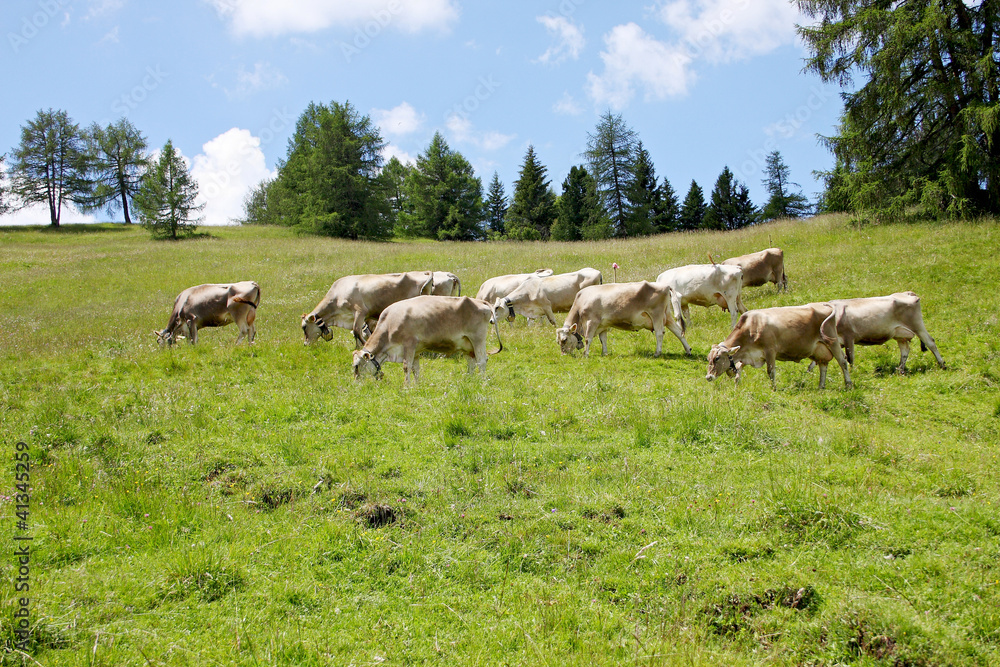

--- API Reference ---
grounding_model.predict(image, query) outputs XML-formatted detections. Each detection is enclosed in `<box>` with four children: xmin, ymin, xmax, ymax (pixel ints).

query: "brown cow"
<box><xmin>721</xmin><ymin>248</ymin><xmax>787</xmax><ymax>290</ymax></box>
<box><xmin>301</xmin><ymin>271</ymin><xmax>434</xmax><ymax>346</ymax></box>
<box><xmin>492</xmin><ymin>268</ymin><xmax>603</xmax><ymax>325</ymax></box>
<box><xmin>706</xmin><ymin>303</ymin><xmax>852</xmax><ymax>390</ymax></box>
<box><xmin>155</xmin><ymin>281</ymin><xmax>260</xmax><ymax>346</ymax></box>
<box><xmin>352</xmin><ymin>296</ymin><xmax>503</xmax><ymax>385</ymax></box>
<box><xmin>556</xmin><ymin>281</ymin><xmax>691</xmax><ymax>357</ymax></box>
<box><xmin>431</xmin><ymin>271</ymin><xmax>462</xmax><ymax>297</ymax></box>
<box><xmin>823</xmin><ymin>292</ymin><xmax>946</xmax><ymax>373</ymax></box>
<box><xmin>475</xmin><ymin>269</ymin><xmax>553</xmax><ymax>303</ymax></box>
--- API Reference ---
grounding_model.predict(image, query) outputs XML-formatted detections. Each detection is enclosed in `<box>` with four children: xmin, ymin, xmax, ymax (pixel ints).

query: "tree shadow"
<box><xmin>0</xmin><ymin>223</ymin><xmax>132</xmax><ymax>234</ymax></box>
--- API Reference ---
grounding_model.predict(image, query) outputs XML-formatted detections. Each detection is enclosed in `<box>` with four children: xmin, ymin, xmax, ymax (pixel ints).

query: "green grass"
<box><xmin>1</xmin><ymin>216</ymin><xmax>998</xmax><ymax>665</ymax></box>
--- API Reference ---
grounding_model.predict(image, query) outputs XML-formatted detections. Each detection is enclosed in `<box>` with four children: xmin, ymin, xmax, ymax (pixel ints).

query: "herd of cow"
<box><xmin>154</xmin><ymin>247</ymin><xmax>946</xmax><ymax>389</ymax></box>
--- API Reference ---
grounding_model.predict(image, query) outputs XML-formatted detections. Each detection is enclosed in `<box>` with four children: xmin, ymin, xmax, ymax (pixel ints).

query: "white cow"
<box><xmin>475</xmin><ymin>269</ymin><xmax>554</xmax><ymax>304</ymax></box>
<box><xmin>155</xmin><ymin>281</ymin><xmax>260</xmax><ymax>346</ymax></box>
<box><xmin>492</xmin><ymin>268</ymin><xmax>603</xmax><ymax>325</ymax></box>
<box><xmin>655</xmin><ymin>263</ymin><xmax>746</xmax><ymax>330</ymax></box>
<box><xmin>430</xmin><ymin>271</ymin><xmax>462</xmax><ymax>296</ymax></box>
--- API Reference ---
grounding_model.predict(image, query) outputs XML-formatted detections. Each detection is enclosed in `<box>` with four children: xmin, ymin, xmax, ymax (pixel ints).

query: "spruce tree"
<box><xmin>10</xmin><ymin>108</ymin><xmax>86</xmax><ymax>227</ymax></box>
<box><xmin>406</xmin><ymin>133</ymin><xmax>484</xmax><ymax>241</ymax></box>
<box><xmin>585</xmin><ymin>111</ymin><xmax>638</xmax><ymax>237</ymax></box>
<box><xmin>78</xmin><ymin>118</ymin><xmax>150</xmax><ymax>225</ymax></box>
<box><xmin>760</xmin><ymin>151</ymin><xmax>811</xmax><ymax>220</ymax></box>
<box><xmin>505</xmin><ymin>145</ymin><xmax>556</xmax><ymax>241</ymax></box>
<box><xmin>706</xmin><ymin>167</ymin><xmax>758</xmax><ymax>231</ymax></box>
<box><xmin>552</xmin><ymin>165</ymin><xmax>603</xmax><ymax>241</ymax></box>
<box><xmin>622</xmin><ymin>142</ymin><xmax>659</xmax><ymax>238</ymax></box>
<box><xmin>484</xmin><ymin>172</ymin><xmax>508</xmax><ymax>237</ymax></box>
<box><xmin>654</xmin><ymin>177</ymin><xmax>680</xmax><ymax>233</ymax></box>
<box><xmin>136</xmin><ymin>140</ymin><xmax>203</xmax><ymax>240</ymax></box>
<box><xmin>0</xmin><ymin>154</ymin><xmax>9</xmax><ymax>216</ymax></box>
<box><xmin>678</xmin><ymin>180</ymin><xmax>706</xmax><ymax>231</ymax></box>
<box><xmin>381</xmin><ymin>156</ymin><xmax>416</xmax><ymax>236</ymax></box>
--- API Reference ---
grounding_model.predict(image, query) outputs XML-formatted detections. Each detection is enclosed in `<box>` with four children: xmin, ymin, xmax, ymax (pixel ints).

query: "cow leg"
<box><xmin>352</xmin><ymin>311</ymin><xmax>368</xmax><ymax>347</ymax></box>
<box><xmin>543</xmin><ymin>305</ymin><xmax>557</xmax><ymax>326</ymax></box>
<box><xmin>652</xmin><ymin>320</ymin><xmax>664</xmax><ymax>358</ymax></box>
<box><xmin>896</xmin><ymin>339</ymin><xmax>911</xmax><ymax>374</ymax></box>
<box><xmin>832</xmin><ymin>343</ymin><xmax>852</xmax><ymax>389</ymax></box>
<box><xmin>818</xmin><ymin>363</ymin><xmax>828</xmax><ymax>389</ymax></box>
<box><xmin>411</xmin><ymin>357</ymin><xmax>421</xmax><ymax>384</ymax></box>
<box><xmin>598</xmin><ymin>331</ymin><xmax>609</xmax><ymax>356</ymax></box>
<box><xmin>916</xmin><ymin>328</ymin><xmax>946</xmax><ymax>369</ymax></box>
<box><xmin>248</xmin><ymin>321</ymin><xmax>256</xmax><ymax>344</ymax></box>
<box><xmin>806</xmin><ymin>361</ymin><xmax>816</xmax><ymax>372</ymax></box>
<box><xmin>665</xmin><ymin>316</ymin><xmax>691</xmax><ymax>356</ymax></box>
<box><xmin>727</xmin><ymin>295</ymin><xmax>741</xmax><ymax>329</ymax></box>
<box><xmin>766</xmin><ymin>352</ymin><xmax>777</xmax><ymax>390</ymax></box>
<box><xmin>187</xmin><ymin>319</ymin><xmax>198</xmax><ymax>345</ymax></box>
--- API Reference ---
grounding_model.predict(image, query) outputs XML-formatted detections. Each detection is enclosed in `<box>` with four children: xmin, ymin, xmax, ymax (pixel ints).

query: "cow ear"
<box><xmin>362</xmin><ymin>350</ymin><xmax>373</xmax><ymax>360</ymax></box>
<box><xmin>728</xmin><ymin>346</ymin><xmax>740</xmax><ymax>355</ymax></box>
<box><xmin>569</xmin><ymin>323</ymin><xmax>577</xmax><ymax>333</ymax></box>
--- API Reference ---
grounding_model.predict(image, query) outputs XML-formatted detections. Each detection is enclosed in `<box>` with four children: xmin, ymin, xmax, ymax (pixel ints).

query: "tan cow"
<box><xmin>721</xmin><ymin>248</ymin><xmax>787</xmax><ymax>290</ymax></box>
<box><xmin>431</xmin><ymin>271</ymin><xmax>462</xmax><ymax>296</ymax></box>
<box><xmin>556</xmin><ymin>281</ymin><xmax>692</xmax><ymax>357</ymax></box>
<box><xmin>475</xmin><ymin>268</ymin><xmax>554</xmax><ymax>303</ymax></box>
<box><xmin>655</xmin><ymin>263</ymin><xmax>746</xmax><ymax>330</ymax></box>
<box><xmin>823</xmin><ymin>292</ymin><xmax>945</xmax><ymax>373</ymax></box>
<box><xmin>301</xmin><ymin>271</ymin><xmax>434</xmax><ymax>346</ymax></box>
<box><xmin>154</xmin><ymin>281</ymin><xmax>260</xmax><ymax>346</ymax></box>
<box><xmin>705</xmin><ymin>303</ymin><xmax>852</xmax><ymax>390</ymax></box>
<box><xmin>492</xmin><ymin>267</ymin><xmax>603</xmax><ymax>325</ymax></box>
<box><xmin>352</xmin><ymin>296</ymin><xmax>504</xmax><ymax>385</ymax></box>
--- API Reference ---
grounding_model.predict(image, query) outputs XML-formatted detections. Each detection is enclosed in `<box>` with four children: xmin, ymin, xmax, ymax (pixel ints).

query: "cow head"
<box><xmin>352</xmin><ymin>350</ymin><xmax>384</xmax><ymax>380</ymax></box>
<box><xmin>706</xmin><ymin>344</ymin><xmax>741</xmax><ymax>382</ymax></box>
<box><xmin>153</xmin><ymin>328</ymin><xmax>176</xmax><ymax>347</ymax></box>
<box><xmin>556</xmin><ymin>323</ymin><xmax>584</xmax><ymax>355</ymax></box>
<box><xmin>301</xmin><ymin>313</ymin><xmax>334</xmax><ymax>344</ymax></box>
<box><xmin>493</xmin><ymin>297</ymin><xmax>516</xmax><ymax>323</ymax></box>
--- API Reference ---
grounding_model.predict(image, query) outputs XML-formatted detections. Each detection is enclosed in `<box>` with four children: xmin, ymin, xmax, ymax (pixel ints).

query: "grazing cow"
<box><xmin>475</xmin><ymin>269</ymin><xmax>554</xmax><ymax>303</ymax></box>
<box><xmin>431</xmin><ymin>271</ymin><xmax>462</xmax><ymax>297</ymax></box>
<box><xmin>655</xmin><ymin>264</ymin><xmax>746</xmax><ymax>330</ymax></box>
<box><xmin>721</xmin><ymin>248</ymin><xmax>787</xmax><ymax>291</ymax></box>
<box><xmin>155</xmin><ymin>281</ymin><xmax>260</xmax><ymax>346</ymax></box>
<box><xmin>301</xmin><ymin>271</ymin><xmax>434</xmax><ymax>346</ymax></box>
<box><xmin>817</xmin><ymin>292</ymin><xmax>946</xmax><ymax>373</ymax></box>
<box><xmin>556</xmin><ymin>281</ymin><xmax>692</xmax><ymax>357</ymax></box>
<box><xmin>352</xmin><ymin>296</ymin><xmax>504</xmax><ymax>385</ymax></box>
<box><xmin>705</xmin><ymin>303</ymin><xmax>852</xmax><ymax>390</ymax></box>
<box><xmin>492</xmin><ymin>268</ymin><xmax>603</xmax><ymax>325</ymax></box>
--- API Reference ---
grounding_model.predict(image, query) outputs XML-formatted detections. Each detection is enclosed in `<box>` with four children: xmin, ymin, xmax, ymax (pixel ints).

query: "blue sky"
<box><xmin>1</xmin><ymin>0</ymin><xmax>843</xmax><ymax>225</ymax></box>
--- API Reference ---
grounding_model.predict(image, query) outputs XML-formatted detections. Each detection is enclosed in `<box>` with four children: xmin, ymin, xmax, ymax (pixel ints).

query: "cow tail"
<box><xmin>670</xmin><ymin>289</ymin><xmax>686</xmax><ymax>334</ymax></box>
<box><xmin>820</xmin><ymin>306</ymin><xmax>839</xmax><ymax>348</ymax></box>
<box><xmin>456</xmin><ymin>277</ymin><xmax>462</xmax><ymax>297</ymax></box>
<box><xmin>489</xmin><ymin>313</ymin><xmax>504</xmax><ymax>355</ymax></box>
<box><xmin>708</xmin><ymin>252</ymin><xmax>716</xmax><ymax>265</ymax></box>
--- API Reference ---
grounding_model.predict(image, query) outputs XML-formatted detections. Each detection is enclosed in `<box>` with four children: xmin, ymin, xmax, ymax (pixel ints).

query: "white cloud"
<box><xmin>658</xmin><ymin>0</ymin><xmax>802</xmax><ymax>64</ymax></box>
<box><xmin>208</xmin><ymin>0</ymin><xmax>458</xmax><ymax>37</ymax></box>
<box><xmin>190</xmin><ymin>128</ymin><xmax>276</xmax><ymax>226</ymax></box>
<box><xmin>0</xmin><ymin>203</ymin><xmax>98</xmax><ymax>227</ymax></box>
<box><xmin>382</xmin><ymin>144</ymin><xmax>415</xmax><ymax>165</ymax></box>
<box><xmin>85</xmin><ymin>0</ymin><xmax>126</xmax><ymax>20</ymax></box>
<box><xmin>535</xmin><ymin>15</ymin><xmax>584</xmax><ymax>65</ymax></box>
<box><xmin>553</xmin><ymin>92</ymin><xmax>583</xmax><ymax>116</ymax></box>
<box><xmin>372</xmin><ymin>102</ymin><xmax>424</xmax><ymax>138</ymax></box>
<box><xmin>225</xmin><ymin>62</ymin><xmax>287</xmax><ymax>99</ymax></box>
<box><xmin>97</xmin><ymin>25</ymin><xmax>120</xmax><ymax>44</ymax></box>
<box><xmin>587</xmin><ymin>23</ymin><xmax>694</xmax><ymax>109</ymax></box>
<box><xmin>445</xmin><ymin>113</ymin><xmax>515</xmax><ymax>151</ymax></box>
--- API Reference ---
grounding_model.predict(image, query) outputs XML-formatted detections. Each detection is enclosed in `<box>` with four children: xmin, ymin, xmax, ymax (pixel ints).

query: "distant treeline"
<box><xmin>239</xmin><ymin>102</ymin><xmax>812</xmax><ymax>241</ymax></box>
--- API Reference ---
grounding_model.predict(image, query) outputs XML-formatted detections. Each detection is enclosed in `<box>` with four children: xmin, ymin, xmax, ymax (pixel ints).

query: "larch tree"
<box><xmin>760</xmin><ymin>150</ymin><xmax>811</xmax><ymax>221</ymax></box>
<box><xmin>505</xmin><ymin>145</ymin><xmax>556</xmax><ymax>241</ymax></box>
<box><xmin>136</xmin><ymin>140</ymin><xmax>203</xmax><ymax>240</ymax></box>
<box><xmin>79</xmin><ymin>118</ymin><xmax>150</xmax><ymax>225</ymax></box>
<box><xmin>585</xmin><ymin>111</ymin><xmax>638</xmax><ymax>237</ymax></box>
<box><xmin>798</xmin><ymin>0</ymin><xmax>1000</xmax><ymax>219</ymax></box>
<box><xmin>10</xmin><ymin>108</ymin><xmax>86</xmax><ymax>227</ymax></box>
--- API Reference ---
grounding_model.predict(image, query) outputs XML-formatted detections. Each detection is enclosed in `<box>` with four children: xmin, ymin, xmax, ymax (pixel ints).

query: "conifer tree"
<box><xmin>0</xmin><ymin>155</ymin><xmax>9</xmax><ymax>216</ymax></box>
<box><xmin>705</xmin><ymin>166</ymin><xmax>758</xmax><ymax>230</ymax></box>
<box><xmin>505</xmin><ymin>145</ymin><xmax>556</xmax><ymax>241</ymax></box>
<box><xmin>552</xmin><ymin>165</ymin><xmax>604</xmax><ymax>241</ymax></box>
<box><xmin>760</xmin><ymin>151</ymin><xmax>811</xmax><ymax>220</ymax></box>
<box><xmin>10</xmin><ymin>108</ymin><xmax>86</xmax><ymax>227</ymax></box>
<box><xmin>654</xmin><ymin>177</ymin><xmax>680</xmax><ymax>233</ymax></box>
<box><xmin>381</xmin><ymin>156</ymin><xmax>416</xmax><ymax>236</ymax></box>
<box><xmin>585</xmin><ymin>111</ymin><xmax>638</xmax><ymax>237</ymax></box>
<box><xmin>677</xmin><ymin>180</ymin><xmax>706</xmax><ymax>231</ymax></box>
<box><xmin>623</xmin><ymin>142</ymin><xmax>660</xmax><ymax>237</ymax></box>
<box><xmin>484</xmin><ymin>172</ymin><xmax>508</xmax><ymax>237</ymax></box>
<box><xmin>136</xmin><ymin>140</ymin><xmax>203</xmax><ymax>240</ymax></box>
<box><xmin>406</xmin><ymin>133</ymin><xmax>484</xmax><ymax>241</ymax></box>
<box><xmin>78</xmin><ymin>118</ymin><xmax>150</xmax><ymax>225</ymax></box>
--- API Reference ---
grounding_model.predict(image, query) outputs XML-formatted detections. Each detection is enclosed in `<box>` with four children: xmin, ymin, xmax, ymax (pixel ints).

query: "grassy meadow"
<box><xmin>1</xmin><ymin>216</ymin><xmax>999</xmax><ymax>665</ymax></box>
